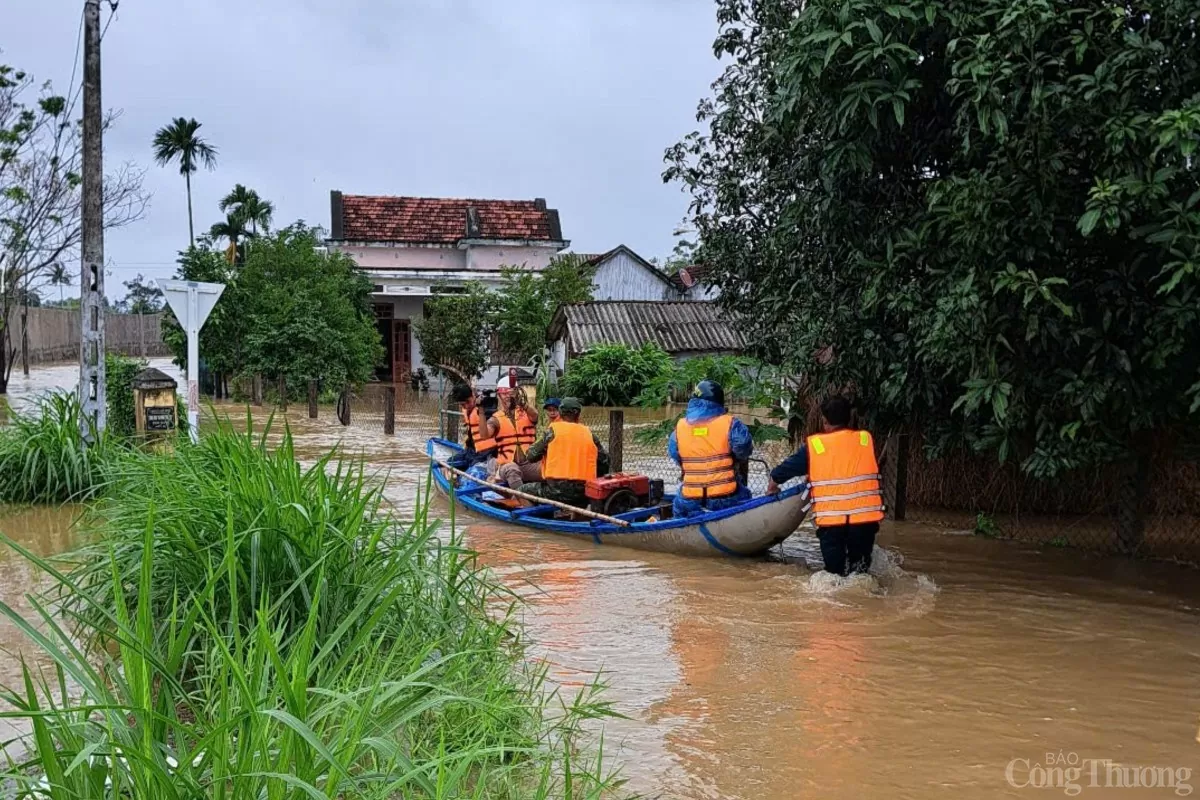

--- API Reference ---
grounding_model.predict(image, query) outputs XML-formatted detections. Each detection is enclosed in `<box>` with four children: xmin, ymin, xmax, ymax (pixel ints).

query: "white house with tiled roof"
<box><xmin>326</xmin><ymin>191</ymin><xmax>569</xmax><ymax>382</ymax></box>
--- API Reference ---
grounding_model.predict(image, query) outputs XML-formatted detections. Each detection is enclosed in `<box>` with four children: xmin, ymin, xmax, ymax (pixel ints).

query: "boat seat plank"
<box><xmin>510</xmin><ymin>504</ymin><xmax>558</xmax><ymax>519</ymax></box>
<box><xmin>611</xmin><ymin>507</ymin><xmax>662</xmax><ymax>522</ymax></box>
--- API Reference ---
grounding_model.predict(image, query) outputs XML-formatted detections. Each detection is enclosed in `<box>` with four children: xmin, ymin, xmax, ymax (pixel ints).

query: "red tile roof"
<box><xmin>332</xmin><ymin>192</ymin><xmax>565</xmax><ymax>245</ymax></box>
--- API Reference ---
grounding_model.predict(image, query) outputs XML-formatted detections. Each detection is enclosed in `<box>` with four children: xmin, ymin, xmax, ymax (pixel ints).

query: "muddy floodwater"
<box><xmin>2</xmin><ymin>364</ymin><xmax>1199</xmax><ymax>798</ymax></box>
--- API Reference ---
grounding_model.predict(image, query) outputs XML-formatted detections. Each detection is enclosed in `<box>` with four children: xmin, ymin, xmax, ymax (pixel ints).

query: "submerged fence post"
<box><xmin>384</xmin><ymin>386</ymin><xmax>396</xmax><ymax>435</ymax></box>
<box><xmin>608</xmin><ymin>409</ymin><xmax>624</xmax><ymax>473</ymax></box>
<box><xmin>337</xmin><ymin>386</ymin><xmax>351</xmax><ymax>426</ymax></box>
<box><xmin>277</xmin><ymin>376</ymin><xmax>287</xmax><ymax>412</ymax></box>
<box><xmin>252</xmin><ymin>374</ymin><xmax>263</xmax><ymax>406</ymax></box>
<box><xmin>888</xmin><ymin>432</ymin><xmax>910</xmax><ymax>522</ymax></box>
<box><xmin>308</xmin><ymin>380</ymin><xmax>318</xmax><ymax>419</ymax></box>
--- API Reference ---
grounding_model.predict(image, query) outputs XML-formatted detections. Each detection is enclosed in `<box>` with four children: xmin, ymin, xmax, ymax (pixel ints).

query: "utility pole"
<box><xmin>79</xmin><ymin>0</ymin><xmax>106</xmax><ymax>438</ymax></box>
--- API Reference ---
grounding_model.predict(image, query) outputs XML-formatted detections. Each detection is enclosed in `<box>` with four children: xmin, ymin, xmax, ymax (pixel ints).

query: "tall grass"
<box><xmin>0</xmin><ymin>531</ymin><xmax>625</xmax><ymax>798</ymax></box>
<box><xmin>0</xmin><ymin>392</ymin><xmax>121</xmax><ymax>504</ymax></box>
<box><xmin>17</xmin><ymin>416</ymin><xmax>628</xmax><ymax>797</ymax></box>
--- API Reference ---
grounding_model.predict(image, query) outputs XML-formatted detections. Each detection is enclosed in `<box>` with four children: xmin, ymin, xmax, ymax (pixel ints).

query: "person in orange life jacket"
<box><xmin>492</xmin><ymin>387</ymin><xmax>542</xmax><ymax>490</ymax></box>
<box><xmin>450</xmin><ymin>384</ymin><xmax>497</xmax><ymax>471</ymax></box>
<box><xmin>667</xmin><ymin>380</ymin><xmax>754</xmax><ymax>518</ymax></box>
<box><xmin>519</xmin><ymin>398</ymin><xmax>610</xmax><ymax>508</ymax></box>
<box><xmin>766</xmin><ymin>395</ymin><xmax>885</xmax><ymax>576</ymax></box>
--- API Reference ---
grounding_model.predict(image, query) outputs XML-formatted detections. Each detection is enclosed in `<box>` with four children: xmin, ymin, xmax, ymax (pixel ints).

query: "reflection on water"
<box><xmin>1</xmin><ymin>365</ymin><xmax>1199</xmax><ymax>797</ymax></box>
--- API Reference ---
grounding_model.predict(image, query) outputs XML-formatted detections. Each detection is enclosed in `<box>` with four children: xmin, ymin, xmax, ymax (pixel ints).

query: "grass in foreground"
<box><xmin>0</xmin><ymin>418</ymin><xmax>627</xmax><ymax>798</ymax></box>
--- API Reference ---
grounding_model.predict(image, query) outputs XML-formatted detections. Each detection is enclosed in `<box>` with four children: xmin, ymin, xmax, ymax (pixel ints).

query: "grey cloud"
<box><xmin>4</xmin><ymin>0</ymin><xmax>717</xmax><ymax>297</ymax></box>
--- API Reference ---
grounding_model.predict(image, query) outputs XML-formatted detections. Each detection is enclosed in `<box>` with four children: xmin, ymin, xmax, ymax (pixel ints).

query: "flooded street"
<box><xmin>2</xmin><ymin>366</ymin><xmax>1199</xmax><ymax>797</ymax></box>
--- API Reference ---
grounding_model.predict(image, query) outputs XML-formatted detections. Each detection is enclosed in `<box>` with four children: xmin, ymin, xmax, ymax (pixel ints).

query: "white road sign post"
<box><xmin>157</xmin><ymin>279</ymin><xmax>225</xmax><ymax>443</ymax></box>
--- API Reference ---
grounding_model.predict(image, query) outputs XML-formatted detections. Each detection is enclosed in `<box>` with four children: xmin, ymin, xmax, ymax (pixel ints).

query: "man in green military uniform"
<box><xmin>520</xmin><ymin>398</ymin><xmax>610</xmax><ymax>508</ymax></box>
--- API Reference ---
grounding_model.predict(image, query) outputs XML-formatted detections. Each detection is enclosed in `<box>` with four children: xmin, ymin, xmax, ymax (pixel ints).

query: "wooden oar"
<box><xmin>433</xmin><ymin>459</ymin><xmax>631</xmax><ymax>528</ymax></box>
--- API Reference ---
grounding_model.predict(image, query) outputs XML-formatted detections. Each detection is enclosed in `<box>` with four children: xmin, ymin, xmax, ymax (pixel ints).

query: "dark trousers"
<box><xmin>817</xmin><ymin>522</ymin><xmax>879</xmax><ymax>576</ymax></box>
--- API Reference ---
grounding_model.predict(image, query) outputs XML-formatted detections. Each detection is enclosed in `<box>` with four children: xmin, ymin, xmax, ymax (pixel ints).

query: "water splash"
<box><xmin>801</xmin><ymin>542</ymin><xmax>940</xmax><ymax>610</ymax></box>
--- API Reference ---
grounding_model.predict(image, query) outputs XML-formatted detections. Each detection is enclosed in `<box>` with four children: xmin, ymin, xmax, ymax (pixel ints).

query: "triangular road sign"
<box><xmin>157</xmin><ymin>279</ymin><xmax>225</xmax><ymax>330</ymax></box>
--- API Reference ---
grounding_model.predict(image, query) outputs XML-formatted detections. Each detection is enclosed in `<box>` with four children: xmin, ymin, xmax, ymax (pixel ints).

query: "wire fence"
<box><xmin>16</xmin><ymin>370</ymin><xmax>1192</xmax><ymax>566</ymax></box>
<box><xmin>324</xmin><ymin>387</ymin><xmax>1200</xmax><ymax>565</ymax></box>
<box><xmin>881</xmin><ymin>433</ymin><xmax>1200</xmax><ymax>564</ymax></box>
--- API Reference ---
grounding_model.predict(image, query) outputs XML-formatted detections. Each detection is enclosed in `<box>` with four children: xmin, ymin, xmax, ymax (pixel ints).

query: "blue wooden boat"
<box><xmin>427</xmin><ymin>438</ymin><xmax>811</xmax><ymax>557</ymax></box>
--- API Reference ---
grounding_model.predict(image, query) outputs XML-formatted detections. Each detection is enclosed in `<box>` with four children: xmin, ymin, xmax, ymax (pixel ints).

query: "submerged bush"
<box><xmin>0</xmin><ymin>392</ymin><xmax>121</xmax><ymax>504</ymax></box>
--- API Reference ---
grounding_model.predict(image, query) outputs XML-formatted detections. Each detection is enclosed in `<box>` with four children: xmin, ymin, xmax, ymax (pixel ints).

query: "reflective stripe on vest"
<box><xmin>543</xmin><ymin>421</ymin><xmax>599</xmax><ymax>481</ymax></box>
<box><xmin>494</xmin><ymin>410</ymin><xmax>537</xmax><ymax>465</ymax></box>
<box><xmin>676</xmin><ymin>414</ymin><xmax>738</xmax><ymax>501</ymax></box>
<box><xmin>466</xmin><ymin>407</ymin><xmax>496</xmax><ymax>453</ymax></box>
<box><xmin>806</xmin><ymin>429</ymin><xmax>884</xmax><ymax>526</ymax></box>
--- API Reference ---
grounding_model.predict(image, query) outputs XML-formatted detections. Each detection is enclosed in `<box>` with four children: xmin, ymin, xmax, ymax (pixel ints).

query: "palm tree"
<box><xmin>48</xmin><ymin>263</ymin><xmax>72</xmax><ymax>303</ymax></box>
<box><xmin>152</xmin><ymin>118</ymin><xmax>218</xmax><ymax>247</ymax></box>
<box><xmin>209</xmin><ymin>212</ymin><xmax>250</xmax><ymax>264</ymax></box>
<box><xmin>220</xmin><ymin>184</ymin><xmax>274</xmax><ymax>236</ymax></box>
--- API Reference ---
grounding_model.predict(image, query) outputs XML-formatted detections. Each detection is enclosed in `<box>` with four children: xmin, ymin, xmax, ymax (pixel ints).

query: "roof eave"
<box><xmin>458</xmin><ymin>238</ymin><xmax>570</xmax><ymax>250</ymax></box>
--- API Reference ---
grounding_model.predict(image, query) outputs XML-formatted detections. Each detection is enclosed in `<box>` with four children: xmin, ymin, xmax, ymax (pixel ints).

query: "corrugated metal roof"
<box><xmin>548</xmin><ymin>301</ymin><xmax>744</xmax><ymax>355</ymax></box>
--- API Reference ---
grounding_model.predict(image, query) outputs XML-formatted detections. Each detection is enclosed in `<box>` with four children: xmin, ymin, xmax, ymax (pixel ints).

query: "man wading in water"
<box><xmin>767</xmin><ymin>396</ymin><xmax>885</xmax><ymax>576</ymax></box>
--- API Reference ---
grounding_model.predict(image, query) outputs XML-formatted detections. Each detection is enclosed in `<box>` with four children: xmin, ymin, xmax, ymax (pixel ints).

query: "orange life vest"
<box><xmin>806</xmin><ymin>429</ymin><xmax>884</xmax><ymax>526</ymax></box>
<box><xmin>494</xmin><ymin>409</ymin><xmax>537</xmax><ymax>465</ymax></box>
<box><xmin>464</xmin><ymin>407</ymin><xmax>496</xmax><ymax>453</ymax></box>
<box><xmin>542</xmin><ymin>421</ymin><xmax>598</xmax><ymax>481</ymax></box>
<box><xmin>676</xmin><ymin>414</ymin><xmax>739</xmax><ymax>501</ymax></box>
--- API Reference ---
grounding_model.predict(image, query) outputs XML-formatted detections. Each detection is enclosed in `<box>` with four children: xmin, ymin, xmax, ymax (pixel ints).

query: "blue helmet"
<box><xmin>694</xmin><ymin>380</ymin><xmax>725</xmax><ymax>406</ymax></box>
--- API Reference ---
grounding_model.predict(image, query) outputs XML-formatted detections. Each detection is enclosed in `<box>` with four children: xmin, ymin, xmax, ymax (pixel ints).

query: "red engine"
<box><xmin>585</xmin><ymin>473</ymin><xmax>651</xmax><ymax>501</ymax></box>
<box><xmin>585</xmin><ymin>473</ymin><xmax>662</xmax><ymax>516</ymax></box>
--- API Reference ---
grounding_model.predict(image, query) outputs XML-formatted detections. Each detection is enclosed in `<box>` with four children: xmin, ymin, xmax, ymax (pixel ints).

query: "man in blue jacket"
<box><xmin>668</xmin><ymin>380</ymin><xmax>754</xmax><ymax>517</ymax></box>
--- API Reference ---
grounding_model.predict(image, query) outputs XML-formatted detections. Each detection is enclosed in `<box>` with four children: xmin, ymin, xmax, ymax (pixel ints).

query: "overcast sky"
<box><xmin>5</xmin><ymin>0</ymin><xmax>718</xmax><ymax>299</ymax></box>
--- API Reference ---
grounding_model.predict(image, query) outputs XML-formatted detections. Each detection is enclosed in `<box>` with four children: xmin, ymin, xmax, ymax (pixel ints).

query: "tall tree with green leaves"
<box><xmin>220</xmin><ymin>184</ymin><xmax>274</xmax><ymax>236</ymax></box>
<box><xmin>493</xmin><ymin>254</ymin><xmax>596</xmax><ymax>361</ymax></box>
<box><xmin>47</xmin><ymin>263</ymin><xmax>71</xmax><ymax>303</ymax></box>
<box><xmin>668</xmin><ymin>0</ymin><xmax>1200</xmax><ymax>546</ymax></box>
<box><xmin>413</xmin><ymin>284</ymin><xmax>496</xmax><ymax>383</ymax></box>
<box><xmin>152</xmin><ymin>117</ymin><xmax>217</xmax><ymax>247</ymax></box>
<box><xmin>209</xmin><ymin>211</ymin><xmax>250</xmax><ymax>264</ymax></box>
<box><xmin>164</xmin><ymin>225</ymin><xmax>381</xmax><ymax>393</ymax></box>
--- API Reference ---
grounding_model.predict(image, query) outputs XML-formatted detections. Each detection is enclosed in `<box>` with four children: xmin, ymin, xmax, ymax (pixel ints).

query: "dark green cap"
<box><xmin>559</xmin><ymin>397</ymin><xmax>583</xmax><ymax>413</ymax></box>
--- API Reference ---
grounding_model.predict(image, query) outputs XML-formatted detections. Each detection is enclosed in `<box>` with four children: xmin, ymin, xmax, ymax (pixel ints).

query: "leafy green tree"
<box><xmin>47</xmin><ymin>263</ymin><xmax>71</xmax><ymax>303</ymax></box>
<box><xmin>668</xmin><ymin>0</ymin><xmax>1200</xmax><ymax>533</ymax></box>
<box><xmin>219</xmin><ymin>184</ymin><xmax>274</xmax><ymax>236</ymax></box>
<box><xmin>236</xmin><ymin>224</ymin><xmax>381</xmax><ymax>392</ymax></box>
<box><xmin>413</xmin><ymin>284</ymin><xmax>496</xmax><ymax>382</ymax></box>
<box><xmin>493</xmin><ymin>254</ymin><xmax>596</xmax><ymax>362</ymax></box>
<box><xmin>118</xmin><ymin>273</ymin><xmax>163</xmax><ymax>314</ymax></box>
<box><xmin>208</xmin><ymin>211</ymin><xmax>250</xmax><ymax>264</ymax></box>
<box><xmin>152</xmin><ymin>118</ymin><xmax>218</xmax><ymax>246</ymax></box>
<box><xmin>561</xmin><ymin>343</ymin><xmax>674</xmax><ymax>406</ymax></box>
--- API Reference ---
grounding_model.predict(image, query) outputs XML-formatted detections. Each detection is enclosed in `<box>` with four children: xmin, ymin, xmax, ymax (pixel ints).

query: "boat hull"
<box><xmin>427</xmin><ymin>438</ymin><xmax>810</xmax><ymax>557</ymax></box>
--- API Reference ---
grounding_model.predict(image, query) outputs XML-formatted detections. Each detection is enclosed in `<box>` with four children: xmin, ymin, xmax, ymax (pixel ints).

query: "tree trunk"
<box><xmin>1115</xmin><ymin>445</ymin><xmax>1151</xmax><ymax>555</ymax></box>
<box><xmin>0</xmin><ymin>328</ymin><xmax>9</xmax><ymax>395</ymax></box>
<box><xmin>186</xmin><ymin>171</ymin><xmax>195</xmax><ymax>247</ymax></box>
<box><xmin>20</xmin><ymin>299</ymin><xmax>29</xmax><ymax>378</ymax></box>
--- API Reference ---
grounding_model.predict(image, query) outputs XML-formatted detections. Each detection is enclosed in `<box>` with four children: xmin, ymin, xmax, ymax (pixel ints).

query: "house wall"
<box><xmin>592</xmin><ymin>251</ymin><xmax>682</xmax><ymax>301</ymax></box>
<box><xmin>550</xmin><ymin>337</ymin><xmax>567</xmax><ymax>374</ymax></box>
<box><xmin>338</xmin><ymin>244</ymin><xmax>465</xmax><ymax>271</ymax></box>
<box><xmin>465</xmin><ymin>244</ymin><xmax>558</xmax><ymax>271</ymax></box>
